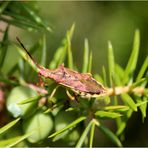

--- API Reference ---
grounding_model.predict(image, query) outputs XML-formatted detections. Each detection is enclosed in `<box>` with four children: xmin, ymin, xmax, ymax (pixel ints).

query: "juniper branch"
<box><xmin>104</xmin><ymin>86</ymin><xmax>145</xmax><ymax>96</ymax></box>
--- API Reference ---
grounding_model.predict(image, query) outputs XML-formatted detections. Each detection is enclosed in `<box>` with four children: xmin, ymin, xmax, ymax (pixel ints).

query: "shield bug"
<box><xmin>16</xmin><ymin>37</ymin><xmax>106</xmax><ymax>99</ymax></box>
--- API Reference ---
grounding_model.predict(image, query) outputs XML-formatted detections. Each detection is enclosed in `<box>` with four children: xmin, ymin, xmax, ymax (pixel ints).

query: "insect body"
<box><xmin>16</xmin><ymin>37</ymin><xmax>106</xmax><ymax>98</ymax></box>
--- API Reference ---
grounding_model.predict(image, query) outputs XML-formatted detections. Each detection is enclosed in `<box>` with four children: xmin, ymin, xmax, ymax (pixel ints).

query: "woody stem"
<box><xmin>104</xmin><ymin>86</ymin><xmax>145</xmax><ymax>96</ymax></box>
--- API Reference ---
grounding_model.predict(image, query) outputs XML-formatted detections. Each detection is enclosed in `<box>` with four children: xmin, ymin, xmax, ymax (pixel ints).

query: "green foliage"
<box><xmin>49</xmin><ymin>116</ymin><xmax>86</xmax><ymax>138</ymax></box>
<box><xmin>0</xmin><ymin>26</ymin><xmax>9</xmax><ymax>69</ymax></box>
<box><xmin>123</xmin><ymin>29</ymin><xmax>140</xmax><ymax>85</ymax></box>
<box><xmin>108</xmin><ymin>41</ymin><xmax>115</xmax><ymax>86</ymax></box>
<box><xmin>136</xmin><ymin>56</ymin><xmax>148</xmax><ymax>81</ymax></box>
<box><xmin>0</xmin><ymin>1</ymin><xmax>51</xmax><ymax>32</ymax></box>
<box><xmin>54</xmin><ymin>111</ymin><xmax>77</xmax><ymax>136</ymax></box>
<box><xmin>121</xmin><ymin>93</ymin><xmax>137</xmax><ymax>112</ymax></box>
<box><xmin>49</xmin><ymin>24</ymin><xmax>74</xmax><ymax>69</ymax></box>
<box><xmin>0</xmin><ymin>132</ymin><xmax>33</xmax><ymax>147</ymax></box>
<box><xmin>95</xmin><ymin>111</ymin><xmax>122</xmax><ymax>119</ymax></box>
<box><xmin>67</xmin><ymin>24</ymin><xmax>75</xmax><ymax>69</ymax></box>
<box><xmin>82</xmin><ymin>38</ymin><xmax>90</xmax><ymax>73</ymax></box>
<box><xmin>0</xmin><ymin>1</ymin><xmax>147</xmax><ymax>147</ymax></box>
<box><xmin>76</xmin><ymin>119</ymin><xmax>93</xmax><ymax>147</ymax></box>
<box><xmin>0</xmin><ymin>118</ymin><xmax>20</xmax><ymax>135</ymax></box>
<box><xmin>89</xmin><ymin>120</ymin><xmax>95</xmax><ymax>148</ymax></box>
<box><xmin>97</xmin><ymin>124</ymin><xmax>122</xmax><ymax>147</ymax></box>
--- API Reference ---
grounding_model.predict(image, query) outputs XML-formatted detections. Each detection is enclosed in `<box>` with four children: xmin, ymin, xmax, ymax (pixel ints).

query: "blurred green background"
<box><xmin>8</xmin><ymin>2</ymin><xmax>148</xmax><ymax>75</ymax></box>
<box><xmin>1</xmin><ymin>1</ymin><xmax>148</xmax><ymax>146</ymax></box>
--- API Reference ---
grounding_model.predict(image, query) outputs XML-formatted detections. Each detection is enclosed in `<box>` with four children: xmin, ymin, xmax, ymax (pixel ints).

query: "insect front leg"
<box><xmin>48</xmin><ymin>85</ymin><xmax>59</xmax><ymax>101</ymax></box>
<box><xmin>66</xmin><ymin>90</ymin><xmax>79</xmax><ymax>103</ymax></box>
<box><xmin>38</xmin><ymin>73</ymin><xmax>44</xmax><ymax>87</ymax></box>
<box><xmin>66</xmin><ymin>89</ymin><xmax>76</xmax><ymax>101</ymax></box>
<box><xmin>44</xmin><ymin>85</ymin><xmax>59</xmax><ymax>113</ymax></box>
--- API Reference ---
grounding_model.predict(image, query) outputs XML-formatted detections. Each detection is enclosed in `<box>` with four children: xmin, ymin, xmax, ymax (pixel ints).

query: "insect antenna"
<box><xmin>16</xmin><ymin>37</ymin><xmax>39</xmax><ymax>66</ymax></box>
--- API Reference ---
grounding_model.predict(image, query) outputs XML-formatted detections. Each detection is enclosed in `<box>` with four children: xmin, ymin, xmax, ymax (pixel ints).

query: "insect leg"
<box><xmin>66</xmin><ymin>90</ymin><xmax>75</xmax><ymax>101</ymax></box>
<box><xmin>38</xmin><ymin>73</ymin><xmax>44</xmax><ymax>87</ymax></box>
<box><xmin>48</xmin><ymin>85</ymin><xmax>59</xmax><ymax>102</ymax></box>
